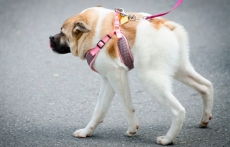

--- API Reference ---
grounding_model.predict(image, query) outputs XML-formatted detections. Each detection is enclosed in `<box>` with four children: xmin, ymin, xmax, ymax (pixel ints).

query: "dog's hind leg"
<box><xmin>137</xmin><ymin>71</ymin><xmax>185</xmax><ymax>145</ymax></box>
<box><xmin>175</xmin><ymin>64</ymin><xmax>213</xmax><ymax>127</ymax></box>
<box><xmin>172</xmin><ymin>22</ymin><xmax>213</xmax><ymax>127</ymax></box>
<box><xmin>72</xmin><ymin>76</ymin><xmax>115</xmax><ymax>138</ymax></box>
<box><xmin>107</xmin><ymin>68</ymin><xmax>139</xmax><ymax>136</ymax></box>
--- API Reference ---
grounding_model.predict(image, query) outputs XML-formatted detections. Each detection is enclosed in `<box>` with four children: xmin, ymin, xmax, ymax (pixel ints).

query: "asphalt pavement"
<box><xmin>0</xmin><ymin>0</ymin><xmax>230</xmax><ymax>146</ymax></box>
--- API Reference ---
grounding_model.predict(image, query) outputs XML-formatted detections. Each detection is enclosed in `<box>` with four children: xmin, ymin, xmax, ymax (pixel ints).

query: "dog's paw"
<box><xmin>157</xmin><ymin>136</ymin><xmax>173</xmax><ymax>145</ymax></box>
<box><xmin>72</xmin><ymin>129</ymin><xmax>92</xmax><ymax>138</ymax></box>
<box><xmin>199</xmin><ymin>115</ymin><xmax>212</xmax><ymax>128</ymax></box>
<box><xmin>125</xmin><ymin>125</ymin><xmax>139</xmax><ymax>136</ymax></box>
<box><xmin>125</xmin><ymin>130</ymin><xmax>137</xmax><ymax>136</ymax></box>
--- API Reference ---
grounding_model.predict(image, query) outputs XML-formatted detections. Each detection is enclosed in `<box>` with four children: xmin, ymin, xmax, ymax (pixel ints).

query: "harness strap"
<box><xmin>117</xmin><ymin>34</ymin><xmax>134</xmax><ymax>70</ymax></box>
<box><xmin>86</xmin><ymin>32</ymin><xmax>114</xmax><ymax>72</ymax></box>
<box><xmin>85</xmin><ymin>11</ymin><xmax>133</xmax><ymax>72</ymax></box>
<box><xmin>145</xmin><ymin>0</ymin><xmax>183</xmax><ymax>20</ymax></box>
<box><xmin>114</xmin><ymin>12</ymin><xmax>122</xmax><ymax>39</ymax></box>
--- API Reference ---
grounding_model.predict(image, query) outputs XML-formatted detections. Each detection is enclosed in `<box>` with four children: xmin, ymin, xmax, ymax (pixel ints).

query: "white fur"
<box><xmin>90</xmin><ymin>8</ymin><xmax>113</xmax><ymax>48</ymax></box>
<box><xmin>72</xmin><ymin>7</ymin><xmax>213</xmax><ymax>145</ymax></box>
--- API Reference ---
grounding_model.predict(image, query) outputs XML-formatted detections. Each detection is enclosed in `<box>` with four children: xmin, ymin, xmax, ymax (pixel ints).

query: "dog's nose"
<box><xmin>49</xmin><ymin>36</ymin><xmax>54</xmax><ymax>40</ymax></box>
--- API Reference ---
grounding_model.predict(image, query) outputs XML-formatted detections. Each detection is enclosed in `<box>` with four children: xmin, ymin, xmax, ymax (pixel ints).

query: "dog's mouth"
<box><xmin>49</xmin><ymin>36</ymin><xmax>56</xmax><ymax>49</ymax></box>
<box><xmin>50</xmin><ymin>41</ymin><xmax>55</xmax><ymax>49</ymax></box>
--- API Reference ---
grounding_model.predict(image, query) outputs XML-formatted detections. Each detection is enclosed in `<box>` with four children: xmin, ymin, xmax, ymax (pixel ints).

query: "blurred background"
<box><xmin>0</xmin><ymin>0</ymin><xmax>229</xmax><ymax>146</ymax></box>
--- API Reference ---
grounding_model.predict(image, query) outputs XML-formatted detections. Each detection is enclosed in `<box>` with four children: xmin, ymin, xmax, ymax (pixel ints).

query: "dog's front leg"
<box><xmin>72</xmin><ymin>76</ymin><xmax>115</xmax><ymax>138</ymax></box>
<box><xmin>107</xmin><ymin>68</ymin><xmax>139</xmax><ymax>136</ymax></box>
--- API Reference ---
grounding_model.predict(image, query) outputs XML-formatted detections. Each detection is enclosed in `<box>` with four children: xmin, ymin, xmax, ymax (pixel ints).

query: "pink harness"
<box><xmin>85</xmin><ymin>11</ymin><xmax>132</xmax><ymax>72</ymax></box>
<box><xmin>85</xmin><ymin>0</ymin><xmax>183</xmax><ymax>72</ymax></box>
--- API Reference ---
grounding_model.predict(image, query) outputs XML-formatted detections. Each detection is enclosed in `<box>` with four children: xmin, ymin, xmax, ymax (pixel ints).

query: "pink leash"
<box><xmin>145</xmin><ymin>0</ymin><xmax>183</xmax><ymax>19</ymax></box>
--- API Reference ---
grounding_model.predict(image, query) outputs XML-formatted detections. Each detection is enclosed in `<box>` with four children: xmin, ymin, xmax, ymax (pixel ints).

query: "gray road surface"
<box><xmin>0</xmin><ymin>0</ymin><xmax>230</xmax><ymax>146</ymax></box>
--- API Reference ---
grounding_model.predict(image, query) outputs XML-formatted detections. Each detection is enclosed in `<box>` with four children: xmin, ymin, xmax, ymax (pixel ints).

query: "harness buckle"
<box><xmin>97</xmin><ymin>40</ymin><xmax>106</xmax><ymax>49</ymax></box>
<box><xmin>115</xmin><ymin>8</ymin><xmax>124</xmax><ymax>13</ymax></box>
<box><xmin>142</xmin><ymin>16</ymin><xmax>148</xmax><ymax>20</ymax></box>
<box><xmin>128</xmin><ymin>15</ymin><xmax>136</xmax><ymax>21</ymax></box>
<box><xmin>115</xmin><ymin>8</ymin><xmax>128</xmax><ymax>17</ymax></box>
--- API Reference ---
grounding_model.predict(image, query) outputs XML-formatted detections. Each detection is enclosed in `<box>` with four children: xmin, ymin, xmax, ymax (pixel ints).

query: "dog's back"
<box><xmin>78</xmin><ymin>7</ymin><xmax>190</xmax><ymax>75</ymax></box>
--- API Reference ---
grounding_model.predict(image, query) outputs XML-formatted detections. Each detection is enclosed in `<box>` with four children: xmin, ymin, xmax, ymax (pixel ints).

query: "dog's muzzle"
<box><xmin>49</xmin><ymin>35</ymin><xmax>71</xmax><ymax>54</ymax></box>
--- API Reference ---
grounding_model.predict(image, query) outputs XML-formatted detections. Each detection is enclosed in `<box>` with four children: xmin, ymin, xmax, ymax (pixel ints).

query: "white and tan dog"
<box><xmin>49</xmin><ymin>6</ymin><xmax>213</xmax><ymax>145</ymax></box>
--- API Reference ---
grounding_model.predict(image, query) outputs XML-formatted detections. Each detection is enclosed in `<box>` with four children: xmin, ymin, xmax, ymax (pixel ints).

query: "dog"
<box><xmin>49</xmin><ymin>6</ymin><xmax>213</xmax><ymax>145</ymax></box>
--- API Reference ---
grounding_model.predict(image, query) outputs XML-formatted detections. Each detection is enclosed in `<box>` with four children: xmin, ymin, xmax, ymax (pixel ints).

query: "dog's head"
<box><xmin>49</xmin><ymin>8</ymin><xmax>104</xmax><ymax>58</ymax></box>
<box><xmin>49</xmin><ymin>17</ymin><xmax>91</xmax><ymax>55</ymax></box>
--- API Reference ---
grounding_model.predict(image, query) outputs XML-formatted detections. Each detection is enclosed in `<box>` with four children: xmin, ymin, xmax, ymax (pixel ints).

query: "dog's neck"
<box><xmin>77</xmin><ymin>10</ymin><xmax>115</xmax><ymax>59</ymax></box>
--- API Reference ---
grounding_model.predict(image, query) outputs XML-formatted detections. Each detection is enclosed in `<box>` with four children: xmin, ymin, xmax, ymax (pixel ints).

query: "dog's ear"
<box><xmin>73</xmin><ymin>21</ymin><xmax>91</xmax><ymax>33</ymax></box>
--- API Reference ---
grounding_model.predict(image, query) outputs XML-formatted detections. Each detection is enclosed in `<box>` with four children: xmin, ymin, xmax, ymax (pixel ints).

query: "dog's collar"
<box><xmin>85</xmin><ymin>11</ymin><xmax>134</xmax><ymax>72</ymax></box>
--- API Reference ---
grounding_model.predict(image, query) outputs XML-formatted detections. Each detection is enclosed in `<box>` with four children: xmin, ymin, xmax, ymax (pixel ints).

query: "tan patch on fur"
<box><xmin>62</xmin><ymin>8</ymin><xmax>99</xmax><ymax>59</ymax></box>
<box><xmin>164</xmin><ymin>22</ymin><xmax>176</xmax><ymax>31</ymax></box>
<box><xmin>120</xmin><ymin>12</ymin><xmax>140</xmax><ymax>49</ymax></box>
<box><xmin>100</xmin><ymin>12</ymin><xmax>141</xmax><ymax>58</ymax></box>
<box><xmin>149</xmin><ymin>18</ymin><xmax>176</xmax><ymax>31</ymax></box>
<box><xmin>100</xmin><ymin>12</ymin><xmax>118</xmax><ymax>58</ymax></box>
<box><xmin>149</xmin><ymin>18</ymin><xmax>168</xmax><ymax>30</ymax></box>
